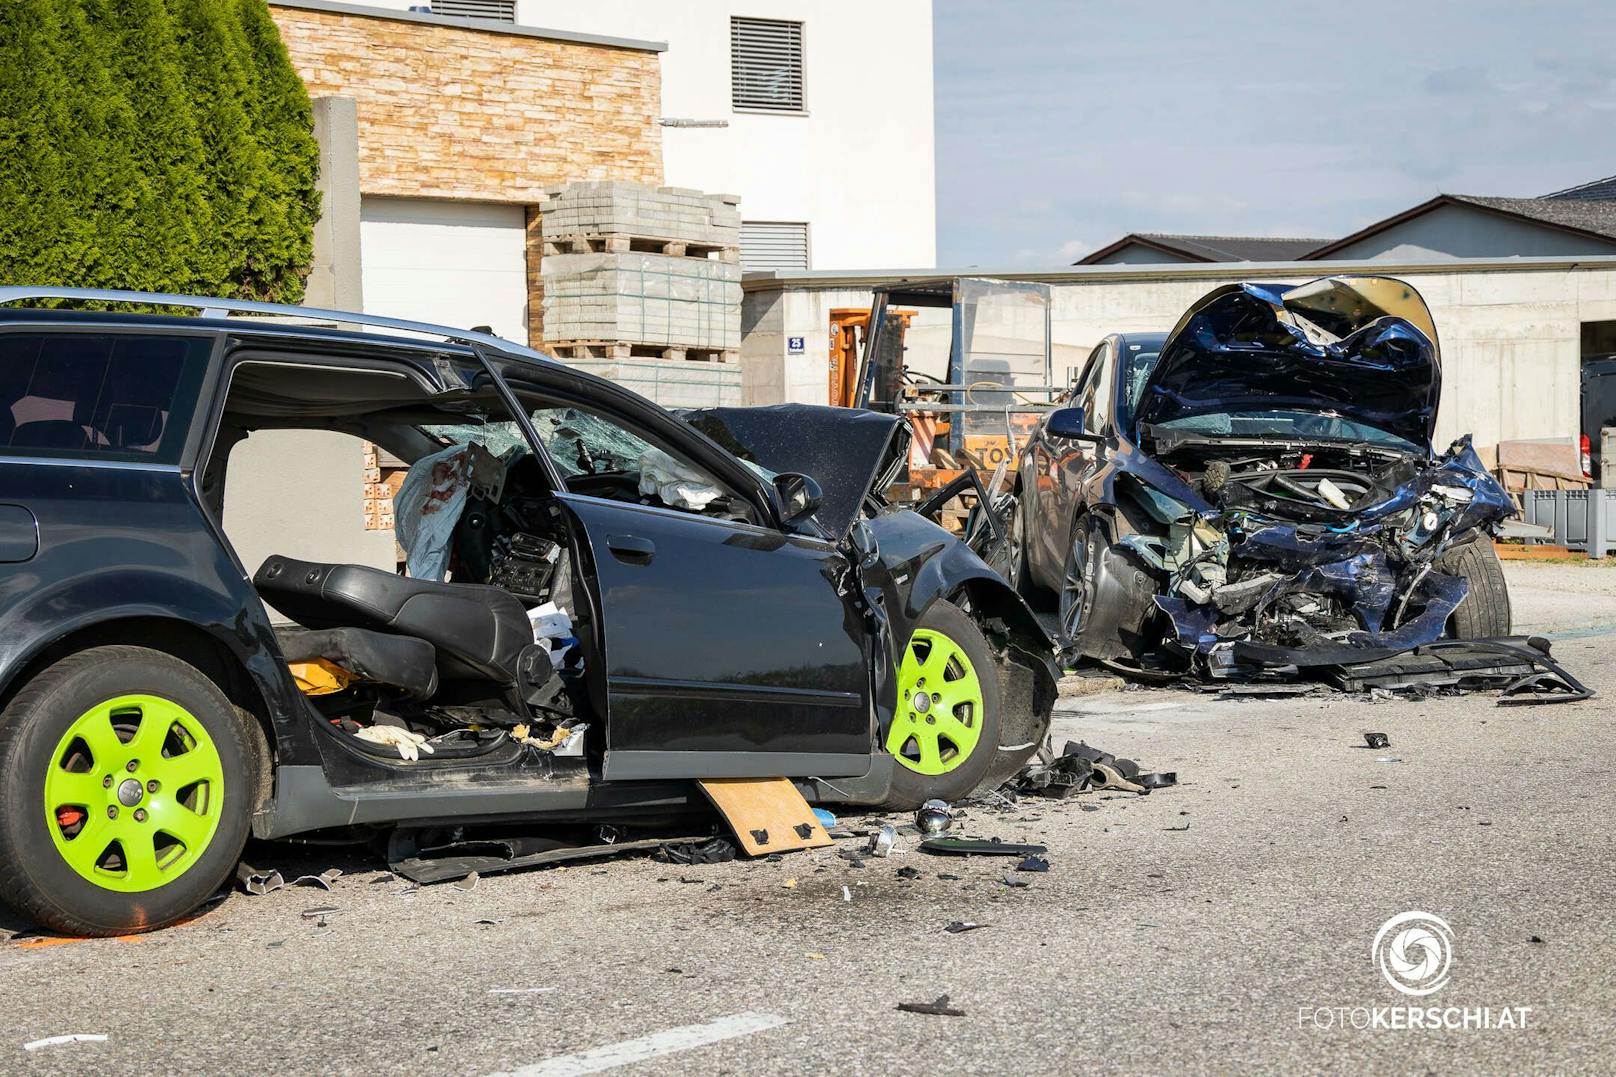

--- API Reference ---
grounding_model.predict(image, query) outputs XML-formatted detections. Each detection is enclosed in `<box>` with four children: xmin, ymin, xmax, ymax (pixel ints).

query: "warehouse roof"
<box><xmin>1543</xmin><ymin>173</ymin><xmax>1616</xmax><ymax>202</ymax></box>
<box><xmin>1304</xmin><ymin>193</ymin><xmax>1616</xmax><ymax>258</ymax></box>
<box><xmin>1075</xmin><ymin>233</ymin><xmax>1329</xmax><ymax>265</ymax></box>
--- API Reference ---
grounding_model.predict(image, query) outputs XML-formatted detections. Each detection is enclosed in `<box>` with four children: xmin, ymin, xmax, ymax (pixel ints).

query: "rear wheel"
<box><xmin>0</xmin><ymin>647</ymin><xmax>258</xmax><ymax>936</ymax></box>
<box><xmin>883</xmin><ymin>601</ymin><xmax>1001</xmax><ymax>810</ymax></box>
<box><xmin>1438</xmin><ymin>537</ymin><xmax>1512</xmax><ymax>638</ymax></box>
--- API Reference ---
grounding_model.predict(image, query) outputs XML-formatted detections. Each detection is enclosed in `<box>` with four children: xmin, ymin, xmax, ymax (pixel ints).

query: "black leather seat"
<box><xmin>276</xmin><ymin>626</ymin><xmax>439</xmax><ymax>701</ymax></box>
<box><xmin>255</xmin><ymin>555</ymin><xmax>532</xmax><ymax>687</ymax></box>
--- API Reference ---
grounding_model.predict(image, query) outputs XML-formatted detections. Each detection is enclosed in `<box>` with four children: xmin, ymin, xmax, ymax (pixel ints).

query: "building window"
<box><xmin>429</xmin><ymin>0</ymin><xmax>516</xmax><ymax>22</ymax></box>
<box><xmin>740</xmin><ymin>221</ymin><xmax>810</xmax><ymax>270</ymax></box>
<box><xmin>731</xmin><ymin>17</ymin><xmax>805</xmax><ymax>112</ymax></box>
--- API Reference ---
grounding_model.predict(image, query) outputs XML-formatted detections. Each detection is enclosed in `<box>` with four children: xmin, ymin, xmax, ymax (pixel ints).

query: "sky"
<box><xmin>933</xmin><ymin>0</ymin><xmax>1616</xmax><ymax>266</ymax></box>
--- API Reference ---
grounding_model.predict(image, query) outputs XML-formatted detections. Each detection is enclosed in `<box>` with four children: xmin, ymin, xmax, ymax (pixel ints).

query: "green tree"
<box><xmin>0</xmin><ymin>0</ymin><xmax>320</xmax><ymax>303</ymax></box>
<box><xmin>232</xmin><ymin>0</ymin><xmax>321</xmax><ymax>302</ymax></box>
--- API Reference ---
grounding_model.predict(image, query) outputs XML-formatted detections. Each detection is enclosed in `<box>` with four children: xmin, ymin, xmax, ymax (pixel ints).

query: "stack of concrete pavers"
<box><xmin>540</xmin><ymin>181</ymin><xmax>742</xmax><ymax>362</ymax></box>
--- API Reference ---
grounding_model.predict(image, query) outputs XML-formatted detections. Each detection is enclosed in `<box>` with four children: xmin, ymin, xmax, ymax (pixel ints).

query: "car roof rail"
<box><xmin>0</xmin><ymin>286</ymin><xmax>556</xmax><ymax>365</ymax></box>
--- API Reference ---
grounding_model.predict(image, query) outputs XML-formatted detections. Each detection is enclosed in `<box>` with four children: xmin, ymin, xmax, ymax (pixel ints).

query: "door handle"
<box><xmin>606</xmin><ymin>533</ymin><xmax>656</xmax><ymax>564</ymax></box>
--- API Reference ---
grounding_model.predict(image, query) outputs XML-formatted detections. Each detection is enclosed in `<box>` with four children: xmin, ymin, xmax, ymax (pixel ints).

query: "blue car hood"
<box><xmin>1135</xmin><ymin>276</ymin><xmax>1441</xmax><ymax>450</ymax></box>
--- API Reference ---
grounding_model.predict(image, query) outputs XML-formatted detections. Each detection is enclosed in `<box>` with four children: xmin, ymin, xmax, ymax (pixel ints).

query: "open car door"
<box><xmin>497</xmin><ymin>376</ymin><xmax>878</xmax><ymax>782</ymax></box>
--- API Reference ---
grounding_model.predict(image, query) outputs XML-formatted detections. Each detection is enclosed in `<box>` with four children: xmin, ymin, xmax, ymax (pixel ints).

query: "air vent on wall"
<box><xmin>740</xmin><ymin>221</ymin><xmax>810</xmax><ymax>270</ymax></box>
<box><xmin>431</xmin><ymin>0</ymin><xmax>516</xmax><ymax>22</ymax></box>
<box><xmin>731</xmin><ymin>17</ymin><xmax>805</xmax><ymax>112</ymax></box>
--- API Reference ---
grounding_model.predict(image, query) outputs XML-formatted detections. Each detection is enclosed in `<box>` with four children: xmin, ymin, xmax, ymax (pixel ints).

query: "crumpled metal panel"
<box><xmin>680</xmin><ymin>404</ymin><xmax>907</xmax><ymax>539</ymax></box>
<box><xmin>1135</xmin><ymin>276</ymin><xmax>1441</xmax><ymax>448</ymax></box>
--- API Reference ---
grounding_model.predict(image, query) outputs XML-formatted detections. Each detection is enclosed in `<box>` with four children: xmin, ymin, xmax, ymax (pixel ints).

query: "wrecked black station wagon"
<box><xmin>0</xmin><ymin>288</ymin><xmax>1055</xmax><ymax>936</ymax></box>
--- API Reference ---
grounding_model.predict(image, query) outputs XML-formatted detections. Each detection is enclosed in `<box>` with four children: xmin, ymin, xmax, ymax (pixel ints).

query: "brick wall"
<box><xmin>269</xmin><ymin>5</ymin><xmax>663</xmax><ymax>204</ymax></box>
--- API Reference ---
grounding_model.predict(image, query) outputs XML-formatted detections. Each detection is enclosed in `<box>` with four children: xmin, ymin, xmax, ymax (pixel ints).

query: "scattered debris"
<box><xmin>897</xmin><ymin>995</ymin><xmax>966</xmax><ymax>1017</ymax></box>
<box><xmin>867</xmin><ymin>825</ymin><xmax>897</xmax><ymax>858</ymax></box>
<box><xmin>1363</xmin><ymin>732</ymin><xmax>1391</xmax><ymax>749</ymax></box>
<box><xmin>236</xmin><ymin>864</ymin><xmax>342</xmax><ymax>896</ymax></box>
<box><xmin>300</xmin><ymin>906</ymin><xmax>338</xmax><ymax>927</ymax></box>
<box><xmin>655</xmin><ymin>837</ymin><xmax>738</xmax><ymax>866</ymax></box>
<box><xmin>1005</xmin><ymin>739</ymin><xmax>1177</xmax><ymax>800</ymax></box>
<box><xmin>920</xmin><ymin>837</ymin><xmax>1047</xmax><ymax>857</ymax></box>
<box><xmin>945</xmin><ymin>921</ymin><xmax>988</xmax><ymax>934</ymax></box>
<box><xmin>812</xmin><ymin>808</ymin><xmax>838</xmax><ymax>828</ymax></box>
<box><xmin>1528</xmin><ymin>935</ymin><xmax>1545</xmax><ymax>944</ymax></box>
<box><xmin>1165</xmin><ymin>823</ymin><xmax>1191</xmax><ymax>832</ymax></box>
<box><xmin>896</xmin><ymin>866</ymin><xmax>923</xmax><ymax>880</ymax></box>
<box><xmin>781</xmin><ymin>878</ymin><xmax>797</xmax><ymax>889</ymax></box>
<box><xmin>22</xmin><ymin>1034</ymin><xmax>108</xmax><ymax>1052</ymax></box>
<box><xmin>453</xmin><ymin>872</ymin><xmax>480</xmax><ymax>892</ymax></box>
<box><xmin>1016</xmin><ymin>855</ymin><xmax>1049</xmax><ymax>873</ymax></box>
<box><xmin>1001</xmin><ymin>874</ymin><xmax>1031</xmax><ymax>888</ymax></box>
<box><xmin>841</xmin><ymin>885</ymin><xmax>852</xmax><ymax>903</ymax></box>
<box><xmin>914</xmin><ymin>799</ymin><xmax>953</xmax><ymax>835</ymax></box>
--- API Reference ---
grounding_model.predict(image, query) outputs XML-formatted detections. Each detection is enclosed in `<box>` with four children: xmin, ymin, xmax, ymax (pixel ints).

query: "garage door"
<box><xmin>360</xmin><ymin>197</ymin><xmax>529</xmax><ymax>345</ymax></box>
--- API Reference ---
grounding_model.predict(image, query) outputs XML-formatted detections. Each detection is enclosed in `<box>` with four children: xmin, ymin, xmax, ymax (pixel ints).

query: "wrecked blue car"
<box><xmin>1002</xmin><ymin>275</ymin><xmax>1518</xmax><ymax>680</ymax></box>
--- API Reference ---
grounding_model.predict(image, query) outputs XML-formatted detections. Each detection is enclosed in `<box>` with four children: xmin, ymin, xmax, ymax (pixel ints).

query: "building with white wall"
<box><xmin>321</xmin><ymin>0</ymin><xmax>938</xmax><ymax>274</ymax></box>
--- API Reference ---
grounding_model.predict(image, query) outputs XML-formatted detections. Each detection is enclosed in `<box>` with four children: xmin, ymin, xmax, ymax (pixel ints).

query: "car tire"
<box><xmin>883</xmin><ymin>601</ymin><xmax>1002</xmax><ymax>810</ymax></box>
<box><xmin>0</xmin><ymin>646</ymin><xmax>259</xmax><ymax>936</ymax></box>
<box><xmin>1001</xmin><ymin>483</ymin><xmax>1047</xmax><ymax>607</ymax></box>
<box><xmin>1057</xmin><ymin>514</ymin><xmax>1105</xmax><ymax>653</ymax></box>
<box><xmin>1437</xmin><ymin>537</ymin><xmax>1512</xmax><ymax>639</ymax></box>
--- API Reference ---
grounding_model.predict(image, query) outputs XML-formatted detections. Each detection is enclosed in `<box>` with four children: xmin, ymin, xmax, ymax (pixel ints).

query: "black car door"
<box><xmin>510</xmin><ymin>388</ymin><xmax>875</xmax><ymax>781</ymax></box>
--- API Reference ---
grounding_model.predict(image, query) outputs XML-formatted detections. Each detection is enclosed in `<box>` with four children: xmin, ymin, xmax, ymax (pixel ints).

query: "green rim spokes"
<box><xmin>887</xmin><ymin>628</ymin><xmax>985</xmax><ymax>775</ymax></box>
<box><xmin>43</xmin><ymin>695</ymin><xmax>225</xmax><ymax>893</ymax></box>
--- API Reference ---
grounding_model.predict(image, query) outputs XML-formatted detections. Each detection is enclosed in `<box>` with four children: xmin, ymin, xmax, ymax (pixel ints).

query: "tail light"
<box><xmin>1581</xmin><ymin>434</ymin><xmax>1593</xmax><ymax>479</ymax></box>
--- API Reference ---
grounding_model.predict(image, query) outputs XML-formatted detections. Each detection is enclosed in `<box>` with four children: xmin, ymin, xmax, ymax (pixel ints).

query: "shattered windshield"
<box><xmin>1151</xmin><ymin>409</ymin><xmax>1419</xmax><ymax>451</ymax></box>
<box><xmin>1119</xmin><ymin>348</ymin><xmax>1161</xmax><ymax>426</ymax></box>
<box><xmin>527</xmin><ymin>407</ymin><xmax>658</xmax><ymax>480</ymax></box>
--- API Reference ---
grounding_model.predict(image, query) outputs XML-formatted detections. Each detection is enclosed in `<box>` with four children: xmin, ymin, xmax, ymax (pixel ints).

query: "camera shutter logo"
<box><xmin>1373</xmin><ymin>911</ymin><xmax>1454</xmax><ymax>996</ymax></box>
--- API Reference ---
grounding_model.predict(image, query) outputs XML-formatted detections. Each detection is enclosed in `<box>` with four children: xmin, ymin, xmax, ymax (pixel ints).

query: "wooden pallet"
<box><xmin>545</xmin><ymin>339</ymin><xmax>738</xmax><ymax>364</ymax></box>
<box><xmin>543</xmin><ymin>233</ymin><xmax>740</xmax><ymax>262</ymax></box>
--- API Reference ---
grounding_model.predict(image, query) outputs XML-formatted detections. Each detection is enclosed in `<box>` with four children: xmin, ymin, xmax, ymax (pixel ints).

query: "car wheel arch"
<box><xmin>0</xmin><ymin>614</ymin><xmax>277</xmax><ymax>814</ymax></box>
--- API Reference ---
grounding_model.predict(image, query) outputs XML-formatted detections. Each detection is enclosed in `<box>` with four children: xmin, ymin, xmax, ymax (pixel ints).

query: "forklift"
<box><xmin>828</xmin><ymin>277</ymin><xmax>1061</xmax><ymax>547</ymax></box>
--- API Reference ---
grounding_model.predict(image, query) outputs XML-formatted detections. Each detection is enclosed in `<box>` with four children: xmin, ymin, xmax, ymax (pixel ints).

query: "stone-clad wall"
<box><xmin>269</xmin><ymin>4</ymin><xmax>663</xmax><ymax>204</ymax></box>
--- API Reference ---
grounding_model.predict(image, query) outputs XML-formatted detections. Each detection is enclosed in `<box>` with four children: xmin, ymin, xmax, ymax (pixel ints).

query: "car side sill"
<box><xmin>602</xmin><ymin>750</ymin><xmax>872</xmax><ymax>781</ymax></box>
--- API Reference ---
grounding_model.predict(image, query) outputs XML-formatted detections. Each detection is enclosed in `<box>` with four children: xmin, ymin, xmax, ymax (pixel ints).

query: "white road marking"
<box><xmin>22</xmin><ymin>1034</ymin><xmax>108</xmax><ymax>1051</ymax></box>
<box><xmin>491</xmin><ymin>1011</ymin><xmax>788</xmax><ymax>1076</ymax></box>
<box><xmin>489</xmin><ymin>987</ymin><xmax>559</xmax><ymax>995</ymax></box>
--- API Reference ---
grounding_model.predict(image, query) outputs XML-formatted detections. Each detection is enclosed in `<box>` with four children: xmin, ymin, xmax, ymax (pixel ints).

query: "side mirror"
<box><xmin>773</xmin><ymin>472</ymin><xmax>823</xmax><ymax>524</ymax></box>
<box><xmin>1046</xmin><ymin>406</ymin><xmax>1103</xmax><ymax>443</ymax></box>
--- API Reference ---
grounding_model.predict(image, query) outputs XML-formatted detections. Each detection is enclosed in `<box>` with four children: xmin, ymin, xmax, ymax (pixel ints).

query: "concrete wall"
<box><xmin>743</xmin><ymin>258</ymin><xmax>1616</xmax><ymax>450</ymax></box>
<box><xmin>221</xmin><ymin>430</ymin><xmax>399</xmax><ymax>600</ymax></box>
<box><xmin>1322</xmin><ymin>203</ymin><xmax>1616</xmax><ymax>262</ymax></box>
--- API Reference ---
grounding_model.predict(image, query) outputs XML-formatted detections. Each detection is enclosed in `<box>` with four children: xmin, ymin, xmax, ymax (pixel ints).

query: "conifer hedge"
<box><xmin>0</xmin><ymin>0</ymin><xmax>321</xmax><ymax>302</ymax></box>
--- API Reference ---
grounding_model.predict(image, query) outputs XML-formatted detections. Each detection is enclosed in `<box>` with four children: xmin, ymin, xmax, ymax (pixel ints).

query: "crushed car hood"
<box><xmin>680</xmin><ymin>404</ymin><xmax>908</xmax><ymax>539</ymax></box>
<box><xmin>1136</xmin><ymin>276</ymin><xmax>1441</xmax><ymax>449</ymax></box>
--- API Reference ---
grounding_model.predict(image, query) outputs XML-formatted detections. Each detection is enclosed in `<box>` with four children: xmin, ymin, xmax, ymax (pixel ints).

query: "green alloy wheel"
<box><xmin>888</xmin><ymin>630</ymin><xmax>985</xmax><ymax>775</ymax></box>
<box><xmin>43</xmin><ymin>695</ymin><xmax>225</xmax><ymax>892</ymax></box>
<box><xmin>882</xmin><ymin>601</ymin><xmax>1002</xmax><ymax>810</ymax></box>
<box><xmin>0</xmin><ymin>646</ymin><xmax>257</xmax><ymax>936</ymax></box>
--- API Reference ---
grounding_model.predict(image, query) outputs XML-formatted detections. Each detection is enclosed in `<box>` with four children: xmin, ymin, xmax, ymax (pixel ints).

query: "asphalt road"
<box><xmin>2</xmin><ymin>561</ymin><xmax>1614</xmax><ymax>1074</ymax></box>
